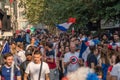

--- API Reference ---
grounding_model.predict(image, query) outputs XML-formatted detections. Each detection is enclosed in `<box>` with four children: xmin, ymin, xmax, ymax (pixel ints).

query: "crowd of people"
<box><xmin>0</xmin><ymin>29</ymin><xmax>120</xmax><ymax>80</ymax></box>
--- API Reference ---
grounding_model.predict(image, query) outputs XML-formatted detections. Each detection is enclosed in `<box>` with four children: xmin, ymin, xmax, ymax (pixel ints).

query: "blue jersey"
<box><xmin>0</xmin><ymin>65</ymin><xmax>21</xmax><ymax>80</ymax></box>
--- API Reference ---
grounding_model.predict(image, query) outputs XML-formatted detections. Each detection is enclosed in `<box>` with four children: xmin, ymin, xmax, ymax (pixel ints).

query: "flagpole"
<box><xmin>0</xmin><ymin>41</ymin><xmax>7</xmax><ymax>65</ymax></box>
<box><xmin>9</xmin><ymin>0</ymin><xmax>12</xmax><ymax>16</ymax></box>
<box><xmin>0</xmin><ymin>41</ymin><xmax>7</xmax><ymax>54</ymax></box>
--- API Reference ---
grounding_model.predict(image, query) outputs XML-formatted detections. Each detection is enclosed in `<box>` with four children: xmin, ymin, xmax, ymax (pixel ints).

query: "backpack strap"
<box><xmin>38</xmin><ymin>61</ymin><xmax>43</xmax><ymax>80</ymax></box>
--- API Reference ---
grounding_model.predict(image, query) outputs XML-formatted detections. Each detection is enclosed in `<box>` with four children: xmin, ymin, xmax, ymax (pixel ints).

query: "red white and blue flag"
<box><xmin>79</xmin><ymin>39</ymin><xmax>100</xmax><ymax>61</ymax></box>
<box><xmin>108</xmin><ymin>42</ymin><xmax>120</xmax><ymax>50</ymax></box>
<box><xmin>56</xmin><ymin>18</ymin><xmax>76</xmax><ymax>31</ymax></box>
<box><xmin>1</xmin><ymin>41</ymin><xmax>10</xmax><ymax>54</ymax></box>
<box><xmin>79</xmin><ymin>41</ymin><xmax>90</xmax><ymax>62</ymax></box>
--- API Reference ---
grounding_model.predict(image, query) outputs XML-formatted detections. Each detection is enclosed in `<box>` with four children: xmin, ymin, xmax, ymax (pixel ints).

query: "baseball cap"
<box><xmin>25</xmin><ymin>50</ymin><xmax>32</xmax><ymax>56</ymax></box>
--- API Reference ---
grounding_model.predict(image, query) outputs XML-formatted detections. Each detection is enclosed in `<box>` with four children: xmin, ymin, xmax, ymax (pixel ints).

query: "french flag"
<box><xmin>79</xmin><ymin>41</ymin><xmax>90</xmax><ymax>62</ymax></box>
<box><xmin>1</xmin><ymin>41</ymin><xmax>10</xmax><ymax>54</ymax></box>
<box><xmin>108</xmin><ymin>42</ymin><xmax>120</xmax><ymax>50</ymax></box>
<box><xmin>79</xmin><ymin>39</ymin><xmax>100</xmax><ymax>61</ymax></box>
<box><xmin>80</xmin><ymin>37</ymin><xmax>88</xmax><ymax>42</ymax></box>
<box><xmin>85</xmin><ymin>39</ymin><xmax>100</xmax><ymax>46</ymax></box>
<box><xmin>56</xmin><ymin>17</ymin><xmax>76</xmax><ymax>31</ymax></box>
<box><xmin>56</xmin><ymin>22</ymin><xmax>73</xmax><ymax>31</ymax></box>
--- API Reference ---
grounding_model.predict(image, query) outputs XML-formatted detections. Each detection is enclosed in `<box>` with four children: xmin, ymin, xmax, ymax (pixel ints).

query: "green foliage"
<box><xmin>19</xmin><ymin>0</ymin><xmax>44</xmax><ymax>24</ymax></box>
<box><xmin>20</xmin><ymin>0</ymin><xmax>120</xmax><ymax>27</ymax></box>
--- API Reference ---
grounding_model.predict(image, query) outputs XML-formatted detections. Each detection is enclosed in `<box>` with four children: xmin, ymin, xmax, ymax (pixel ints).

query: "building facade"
<box><xmin>17</xmin><ymin>0</ymin><xmax>28</xmax><ymax>30</ymax></box>
<box><xmin>3</xmin><ymin>0</ymin><xmax>28</xmax><ymax>30</ymax></box>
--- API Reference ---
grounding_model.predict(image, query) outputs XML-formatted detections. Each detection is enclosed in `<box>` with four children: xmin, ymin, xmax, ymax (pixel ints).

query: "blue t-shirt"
<box><xmin>87</xmin><ymin>53</ymin><xmax>98</xmax><ymax>68</ymax></box>
<box><xmin>26</xmin><ymin>33</ymin><xmax>30</xmax><ymax>44</ymax></box>
<box><xmin>102</xmin><ymin>63</ymin><xmax>110</xmax><ymax>80</ymax></box>
<box><xmin>1</xmin><ymin>65</ymin><xmax>21</xmax><ymax>80</ymax></box>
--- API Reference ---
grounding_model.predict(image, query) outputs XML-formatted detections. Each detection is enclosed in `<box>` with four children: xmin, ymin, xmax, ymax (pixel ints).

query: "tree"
<box><xmin>19</xmin><ymin>0</ymin><xmax>44</xmax><ymax>24</ymax></box>
<box><xmin>19</xmin><ymin>0</ymin><xmax>120</xmax><ymax>28</ymax></box>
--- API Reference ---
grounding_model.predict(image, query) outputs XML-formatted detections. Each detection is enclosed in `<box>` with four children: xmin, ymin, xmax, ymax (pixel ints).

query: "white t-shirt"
<box><xmin>25</xmin><ymin>62</ymin><xmax>50</xmax><ymax>80</ymax></box>
<box><xmin>111</xmin><ymin>63</ymin><xmax>120</xmax><ymax>80</ymax></box>
<box><xmin>64</xmin><ymin>52</ymin><xmax>80</xmax><ymax>73</ymax></box>
<box><xmin>39</xmin><ymin>45</ymin><xmax>44</xmax><ymax>55</ymax></box>
<box><xmin>53</xmin><ymin>42</ymin><xmax>58</xmax><ymax>61</ymax></box>
<box><xmin>17</xmin><ymin>50</ymin><xmax>26</xmax><ymax>62</ymax></box>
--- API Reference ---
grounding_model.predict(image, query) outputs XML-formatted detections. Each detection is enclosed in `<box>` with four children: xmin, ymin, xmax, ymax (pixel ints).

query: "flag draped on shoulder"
<box><xmin>1</xmin><ymin>41</ymin><xmax>10</xmax><ymax>54</ymax></box>
<box><xmin>79</xmin><ymin>39</ymin><xmax>100</xmax><ymax>61</ymax></box>
<box><xmin>79</xmin><ymin>41</ymin><xmax>90</xmax><ymax>62</ymax></box>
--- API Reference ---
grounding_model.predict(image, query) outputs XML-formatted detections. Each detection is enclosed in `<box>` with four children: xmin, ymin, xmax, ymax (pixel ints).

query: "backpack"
<box><xmin>23</xmin><ymin>34</ymin><xmax>27</xmax><ymax>44</ymax></box>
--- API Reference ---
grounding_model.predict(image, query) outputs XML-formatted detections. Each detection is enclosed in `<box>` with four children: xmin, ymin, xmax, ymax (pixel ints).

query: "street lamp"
<box><xmin>13</xmin><ymin>0</ymin><xmax>18</xmax><ymax>31</ymax></box>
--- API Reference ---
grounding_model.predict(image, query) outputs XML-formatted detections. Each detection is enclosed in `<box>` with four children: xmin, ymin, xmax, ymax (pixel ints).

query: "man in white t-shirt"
<box><xmin>64</xmin><ymin>43</ymin><xmax>80</xmax><ymax>74</ymax></box>
<box><xmin>24</xmin><ymin>50</ymin><xmax>50</xmax><ymax>80</ymax></box>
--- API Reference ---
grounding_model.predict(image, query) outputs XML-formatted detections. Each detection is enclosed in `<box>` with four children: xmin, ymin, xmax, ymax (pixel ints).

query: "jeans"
<box><xmin>50</xmin><ymin>68</ymin><xmax>59</xmax><ymax>80</ymax></box>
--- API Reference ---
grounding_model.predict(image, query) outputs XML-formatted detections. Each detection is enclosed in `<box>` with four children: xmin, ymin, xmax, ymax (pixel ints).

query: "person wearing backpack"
<box><xmin>20</xmin><ymin>50</ymin><xmax>32</xmax><ymax>80</ymax></box>
<box><xmin>24</xmin><ymin>50</ymin><xmax>50</xmax><ymax>80</ymax></box>
<box><xmin>0</xmin><ymin>53</ymin><xmax>21</xmax><ymax>80</ymax></box>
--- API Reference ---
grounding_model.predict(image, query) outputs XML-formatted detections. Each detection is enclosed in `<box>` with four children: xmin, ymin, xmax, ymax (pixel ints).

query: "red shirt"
<box><xmin>46</xmin><ymin>50</ymin><xmax>56</xmax><ymax>69</ymax></box>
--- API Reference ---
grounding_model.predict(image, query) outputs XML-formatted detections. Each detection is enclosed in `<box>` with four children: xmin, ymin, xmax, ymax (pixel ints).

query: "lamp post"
<box><xmin>0</xmin><ymin>0</ymin><xmax>4</xmax><ymax>35</ymax></box>
<box><xmin>13</xmin><ymin>0</ymin><xmax>18</xmax><ymax>31</ymax></box>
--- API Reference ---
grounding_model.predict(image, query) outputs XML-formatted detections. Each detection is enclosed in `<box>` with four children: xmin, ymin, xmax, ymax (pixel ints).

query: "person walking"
<box><xmin>45</xmin><ymin>42</ymin><xmax>59</xmax><ymax>80</ymax></box>
<box><xmin>64</xmin><ymin>43</ymin><xmax>80</xmax><ymax>74</ymax></box>
<box><xmin>0</xmin><ymin>53</ymin><xmax>21</xmax><ymax>80</ymax></box>
<box><xmin>24</xmin><ymin>50</ymin><xmax>50</xmax><ymax>80</ymax></box>
<box><xmin>20</xmin><ymin>50</ymin><xmax>32</xmax><ymax>80</ymax></box>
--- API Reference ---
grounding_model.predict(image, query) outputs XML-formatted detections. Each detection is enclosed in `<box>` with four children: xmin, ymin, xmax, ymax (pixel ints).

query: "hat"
<box><xmin>25</xmin><ymin>50</ymin><xmax>32</xmax><ymax>56</ymax></box>
<box><xmin>16</xmin><ymin>30</ymin><xmax>20</xmax><ymax>34</ymax></box>
<box><xmin>26</xmin><ymin>29</ymin><xmax>31</xmax><ymax>33</ymax></box>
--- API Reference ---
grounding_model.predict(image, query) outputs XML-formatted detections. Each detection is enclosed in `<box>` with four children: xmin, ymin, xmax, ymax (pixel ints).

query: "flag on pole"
<box><xmin>72</xmin><ymin>27</ymin><xmax>74</xmax><ymax>35</ymax></box>
<box><xmin>56</xmin><ymin>18</ymin><xmax>76</xmax><ymax>31</ymax></box>
<box><xmin>68</xmin><ymin>17</ymin><xmax>76</xmax><ymax>23</ymax></box>
<box><xmin>1</xmin><ymin>41</ymin><xmax>10</xmax><ymax>54</ymax></box>
<box><xmin>56</xmin><ymin>22</ymin><xmax>73</xmax><ymax>31</ymax></box>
